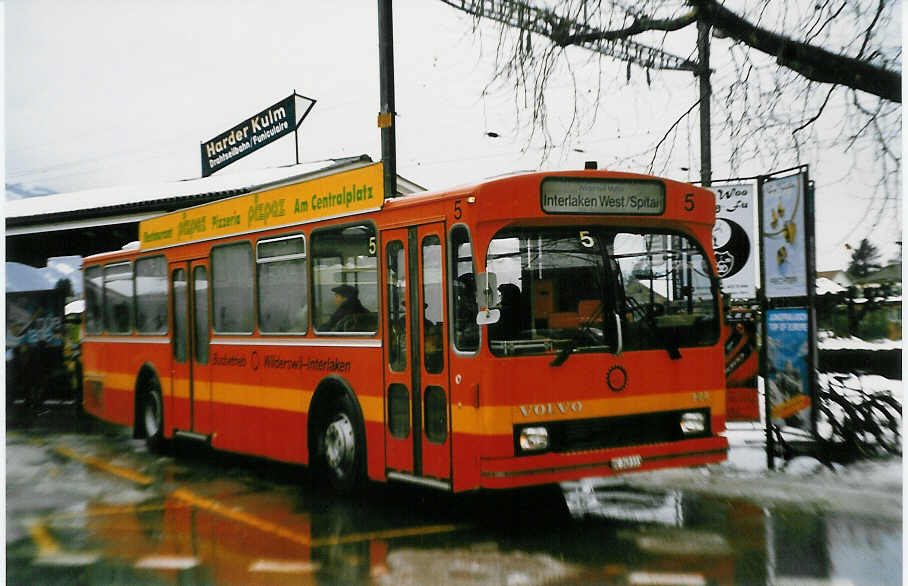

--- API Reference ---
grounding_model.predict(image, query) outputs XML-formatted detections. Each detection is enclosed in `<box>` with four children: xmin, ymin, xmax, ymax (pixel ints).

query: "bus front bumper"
<box><xmin>478</xmin><ymin>436</ymin><xmax>728</xmax><ymax>490</ymax></box>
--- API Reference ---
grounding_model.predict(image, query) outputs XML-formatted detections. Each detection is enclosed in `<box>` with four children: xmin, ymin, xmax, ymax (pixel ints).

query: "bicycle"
<box><xmin>815</xmin><ymin>372</ymin><xmax>901</xmax><ymax>458</ymax></box>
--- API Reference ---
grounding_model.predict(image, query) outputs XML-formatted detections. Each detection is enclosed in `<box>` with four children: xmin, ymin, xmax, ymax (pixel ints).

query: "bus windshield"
<box><xmin>485</xmin><ymin>227</ymin><xmax>718</xmax><ymax>358</ymax></box>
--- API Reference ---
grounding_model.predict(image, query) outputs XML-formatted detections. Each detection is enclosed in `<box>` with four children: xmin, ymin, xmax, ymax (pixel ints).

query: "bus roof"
<box><xmin>91</xmin><ymin>165</ymin><xmax>709</xmax><ymax>262</ymax></box>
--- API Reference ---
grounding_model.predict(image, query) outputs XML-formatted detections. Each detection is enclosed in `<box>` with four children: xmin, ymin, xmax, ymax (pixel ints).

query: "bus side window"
<box><xmin>103</xmin><ymin>262</ymin><xmax>134</xmax><ymax>334</ymax></box>
<box><xmin>257</xmin><ymin>234</ymin><xmax>308</xmax><ymax>334</ymax></box>
<box><xmin>84</xmin><ymin>266</ymin><xmax>104</xmax><ymax>334</ymax></box>
<box><xmin>312</xmin><ymin>223</ymin><xmax>378</xmax><ymax>334</ymax></box>
<box><xmin>211</xmin><ymin>242</ymin><xmax>255</xmax><ymax>334</ymax></box>
<box><xmin>135</xmin><ymin>256</ymin><xmax>168</xmax><ymax>335</ymax></box>
<box><xmin>386</xmin><ymin>240</ymin><xmax>407</xmax><ymax>371</ymax></box>
<box><xmin>450</xmin><ymin>226</ymin><xmax>478</xmax><ymax>352</ymax></box>
<box><xmin>172</xmin><ymin>269</ymin><xmax>188</xmax><ymax>362</ymax></box>
<box><xmin>422</xmin><ymin>235</ymin><xmax>444</xmax><ymax>373</ymax></box>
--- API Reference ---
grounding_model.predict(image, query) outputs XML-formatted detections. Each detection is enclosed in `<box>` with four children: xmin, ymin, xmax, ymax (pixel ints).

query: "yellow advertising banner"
<box><xmin>771</xmin><ymin>393</ymin><xmax>811</xmax><ymax>420</ymax></box>
<box><xmin>139</xmin><ymin>162</ymin><xmax>384</xmax><ymax>249</ymax></box>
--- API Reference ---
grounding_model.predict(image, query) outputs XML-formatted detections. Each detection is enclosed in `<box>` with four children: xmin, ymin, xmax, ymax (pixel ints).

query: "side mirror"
<box><xmin>476</xmin><ymin>308</ymin><xmax>501</xmax><ymax>326</ymax></box>
<box><xmin>475</xmin><ymin>272</ymin><xmax>500</xmax><ymax>325</ymax></box>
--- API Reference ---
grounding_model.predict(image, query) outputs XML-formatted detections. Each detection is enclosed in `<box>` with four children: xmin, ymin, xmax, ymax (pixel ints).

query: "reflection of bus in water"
<box><xmin>81</xmin><ymin>160</ymin><xmax>727</xmax><ymax>493</ymax></box>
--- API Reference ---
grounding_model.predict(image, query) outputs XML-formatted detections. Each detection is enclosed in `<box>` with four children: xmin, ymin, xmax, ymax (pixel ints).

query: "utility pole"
<box><xmin>378</xmin><ymin>0</ymin><xmax>397</xmax><ymax>199</ymax></box>
<box><xmin>697</xmin><ymin>19</ymin><xmax>712</xmax><ymax>187</ymax></box>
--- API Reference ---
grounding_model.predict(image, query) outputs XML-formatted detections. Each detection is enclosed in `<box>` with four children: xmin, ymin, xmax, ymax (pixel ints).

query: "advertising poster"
<box><xmin>724</xmin><ymin>311</ymin><xmax>759</xmax><ymax>422</ymax></box>
<box><xmin>6</xmin><ymin>290</ymin><xmax>65</xmax><ymax>349</ymax></box>
<box><xmin>711</xmin><ymin>183</ymin><xmax>757</xmax><ymax>300</ymax></box>
<box><xmin>766</xmin><ymin>308</ymin><xmax>811</xmax><ymax>427</ymax></box>
<box><xmin>140</xmin><ymin>163</ymin><xmax>384</xmax><ymax>249</ymax></box>
<box><xmin>762</xmin><ymin>174</ymin><xmax>807</xmax><ymax>298</ymax></box>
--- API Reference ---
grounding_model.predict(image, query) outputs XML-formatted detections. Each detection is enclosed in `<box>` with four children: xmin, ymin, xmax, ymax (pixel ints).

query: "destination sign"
<box><xmin>139</xmin><ymin>163</ymin><xmax>383</xmax><ymax>249</ymax></box>
<box><xmin>202</xmin><ymin>95</ymin><xmax>297</xmax><ymax>177</ymax></box>
<box><xmin>541</xmin><ymin>178</ymin><xmax>665</xmax><ymax>215</ymax></box>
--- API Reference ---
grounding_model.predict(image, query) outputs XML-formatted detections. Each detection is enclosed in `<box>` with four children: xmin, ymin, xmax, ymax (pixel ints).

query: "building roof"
<box><xmin>816</xmin><ymin>276</ymin><xmax>847</xmax><ymax>295</ymax></box>
<box><xmin>5</xmin><ymin>155</ymin><xmax>425</xmax><ymax>236</ymax></box>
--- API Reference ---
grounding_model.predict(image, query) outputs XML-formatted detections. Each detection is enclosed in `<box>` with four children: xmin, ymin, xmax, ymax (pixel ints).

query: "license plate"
<box><xmin>611</xmin><ymin>455</ymin><xmax>643</xmax><ymax>471</ymax></box>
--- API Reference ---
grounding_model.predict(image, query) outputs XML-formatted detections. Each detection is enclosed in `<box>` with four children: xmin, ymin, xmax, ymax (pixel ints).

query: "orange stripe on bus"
<box><xmin>173</xmin><ymin>380</ymin><xmax>385</xmax><ymax>423</ymax></box>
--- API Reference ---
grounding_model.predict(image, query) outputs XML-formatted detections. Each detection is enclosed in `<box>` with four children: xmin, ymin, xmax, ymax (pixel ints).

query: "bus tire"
<box><xmin>141</xmin><ymin>378</ymin><xmax>166</xmax><ymax>453</ymax></box>
<box><xmin>312</xmin><ymin>392</ymin><xmax>365</xmax><ymax>495</ymax></box>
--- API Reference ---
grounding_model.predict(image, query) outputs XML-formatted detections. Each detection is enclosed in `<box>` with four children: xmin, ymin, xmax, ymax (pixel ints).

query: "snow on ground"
<box><xmin>819</xmin><ymin>336</ymin><xmax>902</xmax><ymax>351</ymax></box>
<box><xmin>818</xmin><ymin>331</ymin><xmax>902</xmax><ymax>351</ymax></box>
<box><xmin>566</xmin><ymin>373</ymin><xmax>903</xmax><ymax>521</ymax></box>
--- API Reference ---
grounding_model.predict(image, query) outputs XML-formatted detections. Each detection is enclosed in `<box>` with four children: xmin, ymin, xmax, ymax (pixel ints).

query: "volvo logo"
<box><xmin>518</xmin><ymin>402</ymin><xmax>582</xmax><ymax>417</ymax></box>
<box><xmin>607</xmin><ymin>365</ymin><xmax>627</xmax><ymax>392</ymax></box>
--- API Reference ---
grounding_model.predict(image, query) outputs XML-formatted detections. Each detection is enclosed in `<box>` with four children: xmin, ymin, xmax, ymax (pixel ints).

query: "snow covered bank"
<box><xmin>819</xmin><ymin>335</ymin><xmax>901</xmax><ymax>352</ymax></box>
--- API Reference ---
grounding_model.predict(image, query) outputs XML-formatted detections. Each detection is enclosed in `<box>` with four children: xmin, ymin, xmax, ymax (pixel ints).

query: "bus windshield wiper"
<box><xmin>550</xmin><ymin>304</ymin><xmax>606</xmax><ymax>367</ymax></box>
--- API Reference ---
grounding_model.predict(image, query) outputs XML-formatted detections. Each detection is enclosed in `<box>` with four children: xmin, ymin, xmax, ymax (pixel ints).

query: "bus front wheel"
<box><xmin>313</xmin><ymin>394</ymin><xmax>365</xmax><ymax>494</ymax></box>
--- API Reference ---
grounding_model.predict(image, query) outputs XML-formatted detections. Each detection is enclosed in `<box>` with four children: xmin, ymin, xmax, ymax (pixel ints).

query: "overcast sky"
<box><xmin>4</xmin><ymin>0</ymin><xmax>902</xmax><ymax>271</ymax></box>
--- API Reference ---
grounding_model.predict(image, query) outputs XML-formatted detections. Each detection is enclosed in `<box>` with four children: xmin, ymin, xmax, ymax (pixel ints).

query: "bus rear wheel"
<box><xmin>313</xmin><ymin>394</ymin><xmax>365</xmax><ymax>494</ymax></box>
<box><xmin>142</xmin><ymin>380</ymin><xmax>166</xmax><ymax>453</ymax></box>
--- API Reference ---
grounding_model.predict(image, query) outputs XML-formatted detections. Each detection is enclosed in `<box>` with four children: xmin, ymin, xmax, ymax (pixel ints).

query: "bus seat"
<box><xmin>548</xmin><ymin>312</ymin><xmax>580</xmax><ymax>329</ymax></box>
<box><xmin>548</xmin><ymin>300</ymin><xmax>600</xmax><ymax>329</ymax></box>
<box><xmin>577</xmin><ymin>300</ymin><xmax>600</xmax><ymax>319</ymax></box>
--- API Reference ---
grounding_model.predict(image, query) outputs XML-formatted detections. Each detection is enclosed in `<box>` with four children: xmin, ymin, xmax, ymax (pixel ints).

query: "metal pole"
<box><xmin>804</xmin><ymin>171</ymin><xmax>819</xmax><ymax>438</ymax></box>
<box><xmin>378</xmin><ymin>0</ymin><xmax>397</xmax><ymax>199</ymax></box>
<box><xmin>294</xmin><ymin>89</ymin><xmax>300</xmax><ymax>165</ymax></box>
<box><xmin>697</xmin><ymin>19</ymin><xmax>712</xmax><ymax>187</ymax></box>
<box><xmin>756</xmin><ymin>175</ymin><xmax>775</xmax><ymax>470</ymax></box>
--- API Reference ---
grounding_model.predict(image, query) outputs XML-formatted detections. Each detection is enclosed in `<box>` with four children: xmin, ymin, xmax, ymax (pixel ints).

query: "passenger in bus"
<box><xmin>323</xmin><ymin>284</ymin><xmax>369</xmax><ymax>331</ymax></box>
<box><xmin>453</xmin><ymin>273</ymin><xmax>479</xmax><ymax>347</ymax></box>
<box><xmin>491</xmin><ymin>283</ymin><xmax>521</xmax><ymax>339</ymax></box>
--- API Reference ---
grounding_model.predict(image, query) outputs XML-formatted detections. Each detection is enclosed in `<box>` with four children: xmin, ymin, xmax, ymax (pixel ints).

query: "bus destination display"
<box><xmin>541</xmin><ymin>178</ymin><xmax>665</xmax><ymax>215</ymax></box>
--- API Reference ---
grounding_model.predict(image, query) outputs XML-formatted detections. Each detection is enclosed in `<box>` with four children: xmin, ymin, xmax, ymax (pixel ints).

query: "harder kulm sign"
<box><xmin>201</xmin><ymin>94</ymin><xmax>316</xmax><ymax>177</ymax></box>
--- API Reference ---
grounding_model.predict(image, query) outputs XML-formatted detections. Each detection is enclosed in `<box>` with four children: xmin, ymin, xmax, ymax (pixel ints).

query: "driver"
<box><xmin>322</xmin><ymin>285</ymin><xmax>368</xmax><ymax>331</ymax></box>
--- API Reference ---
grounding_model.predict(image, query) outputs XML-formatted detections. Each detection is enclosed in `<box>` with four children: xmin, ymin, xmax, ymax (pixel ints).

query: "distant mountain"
<box><xmin>5</xmin><ymin>183</ymin><xmax>57</xmax><ymax>199</ymax></box>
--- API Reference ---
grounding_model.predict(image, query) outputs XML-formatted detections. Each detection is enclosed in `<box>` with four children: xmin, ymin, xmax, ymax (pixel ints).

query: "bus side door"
<box><xmin>190</xmin><ymin>262</ymin><xmax>212</xmax><ymax>435</ymax></box>
<box><xmin>169</xmin><ymin>260</ymin><xmax>212</xmax><ymax>436</ymax></box>
<box><xmin>381</xmin><ymin>223</ymin><xmax>452</xmax><ymax>484</ymax></box>
<box><xmin>171</xmin><ymin>265</ymin><xmax>190</xmax><ymax>432</ymax></box>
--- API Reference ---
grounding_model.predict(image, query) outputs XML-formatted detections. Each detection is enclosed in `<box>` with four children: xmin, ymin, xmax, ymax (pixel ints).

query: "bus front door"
<box><xmin>382</xmin><ymin>224</ymin><xmax>452</xmax><ymax>486</ymax></box>
<box><xmin>169</xmin><ymin>260</ymin><xmax>212</xmax><ymax>438</ymax></box>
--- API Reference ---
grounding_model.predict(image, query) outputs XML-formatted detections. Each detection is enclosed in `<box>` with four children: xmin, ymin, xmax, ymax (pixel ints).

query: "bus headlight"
<box><xmin>680</xmin><ymin>412</ymin><xmax>706</xmax><ymax>435</ymax></box>
<box><xmin>519</xmin><ymin>427</ymin><xmax>549</xmax><ymax>451</ymax></box>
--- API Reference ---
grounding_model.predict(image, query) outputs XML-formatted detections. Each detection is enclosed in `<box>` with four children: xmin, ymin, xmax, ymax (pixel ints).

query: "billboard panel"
<box><xmin>762</xmin><ymin>174</ymin><xmax>807</xmax><ymax>298</ymax></box>
<box><xmin>711</xmin><ymin>183</ymin><xmax>756</xmax><ymax>300</ymax></box>
<box><xmin>766</xmin><ymin>308</ymin><xmax>811</xmax><ymax>427</ymax></box>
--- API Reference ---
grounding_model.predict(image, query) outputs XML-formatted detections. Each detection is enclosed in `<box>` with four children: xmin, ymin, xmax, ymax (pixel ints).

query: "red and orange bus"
<box><xmin>82</xmin><ymin>160</ymin><xmax>728</xmax><ymax>493</ymax></box>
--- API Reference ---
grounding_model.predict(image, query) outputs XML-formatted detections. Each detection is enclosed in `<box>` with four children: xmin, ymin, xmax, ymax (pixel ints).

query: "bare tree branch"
<box><xmin>556</xmin><ymin>10</ymin><xmax>698</xmax><ymax>46</ymax></box>
<box><xmin>793</xmin><ymin>85</ymin><xmax>838</xmax><ymax>135</ymax></box>
<box><xmin>648</xmin><ymin>100</ymin><xmax>700</xmax><ymax>174</ymax></box>
<box><xmin>690</xmin><ymin>0</ymin><xmax>901</xmax><ymax>102</ymax></box>
<box><xmin>438</xmin><ymin>0</ymin><xmax>901</xmax><ymax>228</ymax></box>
